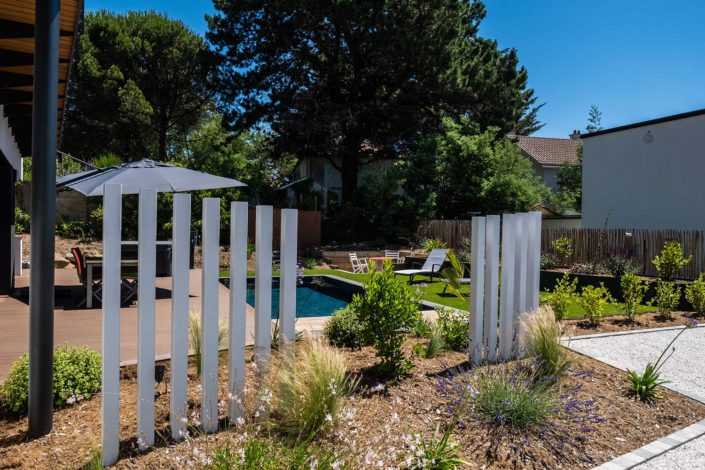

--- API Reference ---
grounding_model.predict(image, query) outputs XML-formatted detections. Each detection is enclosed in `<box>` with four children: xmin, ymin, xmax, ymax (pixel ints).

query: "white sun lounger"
<box><xmin>394</xmin><ymin>248</ymin><xmax>448</xmax><ymax>283</ymax></box>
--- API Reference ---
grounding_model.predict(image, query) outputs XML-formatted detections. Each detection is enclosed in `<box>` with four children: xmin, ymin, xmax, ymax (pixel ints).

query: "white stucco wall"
<box><xmin>582</xmin><ymin>112</ymin><xmax>705</xmax><ymax>229</ymax></box>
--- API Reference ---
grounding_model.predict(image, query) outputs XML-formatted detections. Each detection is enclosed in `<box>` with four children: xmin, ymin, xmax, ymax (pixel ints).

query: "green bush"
<box><xmin>323</xmin><ymin>308</ymin><xmax>367</xmax><ymax>349</ymax></box>
<box><xmin>351</xmin><ymin>260</ymin><xmax>421</xmax><ymax>375</ymax></box>
<box><xmin>14</xmin><ymin>207</ymin><xmax>30</xmax><ymax>233</ymax></box>
<box><xmin>520</xmin><ymin>307</ymin><xmax>572</xmax><ymax>379</ymax></box>
<box><xmin>540</xmin><ymin>254</ymin><xmax>560</xmax><ymax>270</ymax></box>
<box><xmin>621</xmin><ymin>272</ymin><xmax>648</xmax><ymax>321</ymax></box>
<box><xmin>411</xmin><ymin>316</ymin><xmax>433</xmax><ymax>338</ymax></box>
<box><xmin>543</xmin><ymin>273</ymin><xmax>577</xmax><ymax>321</ymax></box>
<box><xmin>423</xmin><ymin>238</ymin><xmax>447</xmax><ymax>251</ymax></box>
<box><xmin>275</xmin><ymin>341</ymin><xmax>358</xmax><ymax>439</ymax></box>
<box><xmin>1</xmin><ymin>345</ymin><xmax>101</xmax><ymax>414</ymax></box>
<box><xmin>685</xmin><ymin>274</ymin><xmax>705</xmax><ymax>316</ymax></box>
<box><xmin>604</xmin><ymin>256</ymin><xmax>638</xmax><ymax>280</ymax></box>
<box><xmin>551</xmin><ymin>236</ymin><xmax>573</xmax><ymax>265</ymax></box>
<box><xmin>467</xmin><ymin>365</ymin><xmax>556</xmax><ymax>429</ymax></box>
<box><xmin>570</xmin><ymin>262</ymin><xmax>608</xmax><ymax>275</ymax></box>
<box><xmin>435</xmin><ymin>307</ymin><xmax>469</xmax><ymax>351</ymax></box>
<box><xmin>414</xmin><ymin>327</ymin><xmax>446</xmax><ymax>359</ymax></box>
<box><xmin>303</xmin><ymin>258</ymin><xmax>319</xmax><ymax>269</ymax></box>
<box><xmin>576</xmin><ymin>284</ymin><xmax>612</xmax><ymax>326</ymax></box>
<box><xmin>653</xmin><ymin>281</ymin><xmax>680</xmax><ymax>320</ymax></box>
<box><xmin>652</xmin><ymin>240</ymin><xmax>692</xmax><ymax>280</ymax></box>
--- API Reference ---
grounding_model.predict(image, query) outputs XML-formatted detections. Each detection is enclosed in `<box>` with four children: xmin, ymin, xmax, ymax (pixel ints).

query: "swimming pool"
<box><xmin>220</xmin><ymin>275</ymin><xmax>362</xmax><ymax>318</ymax></box>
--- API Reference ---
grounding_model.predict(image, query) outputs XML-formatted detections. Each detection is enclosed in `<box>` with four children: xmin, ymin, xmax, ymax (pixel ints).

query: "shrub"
<box><xmin>627</xmin><ymin>321</ymin><xmax>695</xmax><ymax>402</ymax></box>
<box><xmin>411</xmin><ymin>422</ymin><xmax>468</xmax><ymax>469</ymax></box>
<box><xmin>275</xmin><ymin>341</ymin><xmax>358</xmax><ymax>439</ymax></box>
<box><xmin>1</xmin><ymin>345</ymin><xmax>101</xmax><ymax>414</ymax></box>
<box><xmin>323</xmin><ymin>308</ymin><xmax>367</xmax><ymax>349</ymax></box>
<box><xmin>604</xmin><ymin>256</ymin><xmax>638</xmax><ymax>280</ymax></box>
<box><xmin>411</xmin><ymin>316</ymin><xmax>433</xmax><ymax>338</ymax></box>
<box><xmin>570</xmin><ymin>262</ymin><xmax>608</xmax><ymax>275</ymax></box>
<box><xmin>576</xmin><ymin>284</ymin><xmax>612</xmax><ymax>326</ymax></box>
<box><xmin>551</xmin><ymin>236</ymin><xmax>573</xmax><ymax>265</ymax></box>
<box><xmin>652</xmin><ymin>240</ymin><xmax>692</xmax><ymax>280</ymax></box>
<box><xmin>423</xmin><ymin>238</ymin><xmax>447</xmax><ymax>251</ymax></box>
<box><xmin>247</xmin><ymin>241</ymin><xmax>255</xmax><ymax>258</ymax></box>
<box><xmin>520</xmin><ymin>307</ymin><xmax>571</xmax><ymax>379</ymax></box>
<box><xmin>621</xmin><ymin>272</ymin><xmax>648</xmax><ymax>321</ymax></box>
<box><xmin>540</xmin><ymin>253</ymin><xmax>560</xmax><ymax>270</ymax></box>
<box><xmin>303</xmin><ymin>258</ymin><xmax>319</xmax><ymax>269</ymax></box>
<box><xmin>351</xmin><ymin>260</ymin><xmax>421</xmax><ymax>375</ymax></box>
<box><xmin>188</xmin><ymin>313</ymin><xmax>227</xmax><ymax>374</ymax></box>
<box><xmin>436</xmin><ymin>307</ymin><xmax>469</xmax><ymax>351</ymax></box>
<box><xmin>14</xmin><ymin>207</ymin><xmax>30</xmax><ymax>233</ymax></box>
<box><xmin>467</xmin><ymin>365</ymin><xmax>556</xmax><ymax>429</ymax></box>
<box><xmin>543</xmin><ymin>273</ymin><xmax>577</xmax><ymax>321</ymax></box>
<box><xmin>414</xmin><ymin>327</ymin><xmax>446</xmax><ymax>359</ymax></box>
<box><xmin>685</xmin><ymin>274</ymin><xmax>705</xmax><ymax>316</ymax></box>
<box><xmin>440</xmin><ymin>250</ymin><xmax>468</xmax><ymax>299</ymax></box>
<box><xmin>653</xmin><ymin>280</ymin><xmax>680</xmax><ymax>320</ymax></box>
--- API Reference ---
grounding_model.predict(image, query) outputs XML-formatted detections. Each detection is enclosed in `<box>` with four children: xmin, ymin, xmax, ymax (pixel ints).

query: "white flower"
<box><xmin>325</xmin><ymin>413</ymin><xmax>333</xmax><ymax>423</ymax></box>
<box><xmin>370</xmin><ymin>383</ymin><xmax>385</xmax><ymax>393</ymax></box>
<box><xmin>66</xmin><ymin>396</ymin><xmax>76</xmax><ymax>405</ymax></box>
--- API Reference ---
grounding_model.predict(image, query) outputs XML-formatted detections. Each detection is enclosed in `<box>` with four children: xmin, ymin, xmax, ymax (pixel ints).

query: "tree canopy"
<box><xmin>207</xmin><ymin>0</ymin><xmax>542</xmax><ymax>202</ymax></box>
<box><xmin>63</xmin><ymin>11</ymin><xmax>215</xmax><ymax>162</ymax></box>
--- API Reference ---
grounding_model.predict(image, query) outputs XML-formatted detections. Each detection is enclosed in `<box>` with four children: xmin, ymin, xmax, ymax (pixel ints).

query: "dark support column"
<box><xmin>0</xmin><ymin>158</ymin><xmax>14</xmax><ymax>296</ymax></box>
<box><xmin>28</xmin><ymin>0</ymin><xmax>59</xmax><ymax>438</ymax></box>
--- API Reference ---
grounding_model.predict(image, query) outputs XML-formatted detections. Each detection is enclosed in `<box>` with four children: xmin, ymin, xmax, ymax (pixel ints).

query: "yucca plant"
<box><xmin>188</xmin><ymin>313</ymin><xmax>227</xmax><ymax>374</ymax></box>
<box><xmin>412</xmin><ymin>421</ymin><xmax>468</xmax><ymax>469</ymax></box>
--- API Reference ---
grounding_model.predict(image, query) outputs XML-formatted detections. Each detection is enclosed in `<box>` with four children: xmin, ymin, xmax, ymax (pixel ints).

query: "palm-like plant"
<box><xmin>440</xmin><ymin>250</ymin><xmax>468</xmax><ymax>299</ymax></box>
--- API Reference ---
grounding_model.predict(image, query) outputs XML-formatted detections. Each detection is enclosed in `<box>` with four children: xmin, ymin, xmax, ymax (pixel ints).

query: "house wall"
<box><xmin>582</xmin><ymin>113</ymin><xmax>705</xmax><ymax>229</ymax></box>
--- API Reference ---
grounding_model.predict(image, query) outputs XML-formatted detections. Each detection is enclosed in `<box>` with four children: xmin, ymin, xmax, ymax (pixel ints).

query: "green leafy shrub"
<box><xmin>423</xmin><ymin>238</ymin><xmax>447</xmax><ymax>251</ymax></box>
<box><xmin>351</xmin><ymin>260</ymin><xmax>421</xmax><ymax>375</ymax></box>
<box><xmin>653</xmin><ymin>281</ymin><xmax>680</xmax><ymax>320</ymax></box>
<box><xmin>303</xmin><ymin>258</ymin><xmax>319</xmax><ymax>269</ymax></box>
<box><xmin>621</xmin><ymin>272</ymin><xmax>648</xmax><ymax>321</ymax></box>
<box><xmin>1</xmin><ymin>345</ymin><xmax>101</xmax><ymax>414</ymax></box>
<box><xmin>627</xmin><ymin>321</ymin><xmax>694</xmax><ymax>402</ymax></box>
<box><xmin>570</xmin><ymin>262</ymin><xmax>608</xmax><ymax>275</ymax></box>
<box><xmin>188</xmin><ymin>313</ymin><xmax>227</xmax><ymax>374</ymax></box>
<box><xmin>685</xmin><ymin>274</ymin><xmax>705</xmax><ymax>316</ymax></box>
<box><xmin>247</xmin><ymin>241</ymin><xmax>255</xmax><ymax>258</ymax></box>
<box><xmin>323</xmin><ymin>308</ymin><xmax>367</xmax><ymax>349</ymax></box>
<box><xmin>540</xmin><ymin>254</ymin><xmax>560</xmax><ymax>270</ymax></box>
<box><xmin>551</xmin><ymin>236</ymin><xmax>573</xmax><ymax>265</ymax></box>
<box><xmin>604</xmin><ymin>256</ymin><xmax>638</xmax><ymax>280</ymax></box>
<box><xmin>467</xmin><ymin>366</ymin><xmax>556</xmax><ymax>429</ymax></box>
<box><xmin>93</xmin><ymin>153</ymin><xmax>122</xmax><ymax>168</ymax></box>
<box><xmin>411</xmin><ymin>316</ymin><xmax>433</xmax><ymax>338</ymax></box>
<box><xmin>543</xmin><ymin>273</ymin><xmax>577</xmax><ymax>321</ymax></box>
<box><xmin>576</xmin><ymin>284</ymin><xmax>612</xmax><ymax>326</ymax></box>
<box><xmin>436</xmin><ymin>307</ymin><xmax>469</xmax><ymax>351</ymax></box>
<box><xmin>652</xmin><ymin>240</ymin><xmax>692</xmax><ymax>280</ymax></box>
<box><xmin>14</xmin><ymin>207</ymin><xmax>30</xmax><ymax>233</ymax></box>
<box><xmin>520</xmin><ymin>307</ymin><xmax>572</xmax><ymax>378</ymax></box>
<box><xmin>275</xmin><ymin>341</ymin><xmax>358</xmax><ymax>439</ymax></box>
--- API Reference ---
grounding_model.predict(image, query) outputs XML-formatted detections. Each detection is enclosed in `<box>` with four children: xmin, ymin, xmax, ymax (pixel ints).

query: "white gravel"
<box><xmin>567</xmin><ymin>326</ymin><xmax>705</xmax><ymax>469</ymax></box>
<box><xmin>567</xmin><ymin>326</ymin><xmax>705</xmax><ymax>403</ymax></box>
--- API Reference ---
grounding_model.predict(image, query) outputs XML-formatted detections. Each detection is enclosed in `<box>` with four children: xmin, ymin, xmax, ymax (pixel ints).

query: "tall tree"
<box><xmin>586</xmin><ymin>105</ymin><xmax>603</xmax><ymax>133</ymax></box>
<box><xmin>64</xmin><ymin>11</ymin><xmax>215</xmax><ymax>162</ymax></box>
<box><xmin>207</xmin><ymin>0</ymin><xmax>541</xmax><ymax>202</ymax></box>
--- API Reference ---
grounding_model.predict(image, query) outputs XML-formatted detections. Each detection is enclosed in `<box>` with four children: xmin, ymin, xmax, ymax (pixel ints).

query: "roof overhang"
<box><xmin>0</xmin><ymin>0</ymin><xmax>83</xmax><ymax>167</ymax></box>
<box><xmin>582</xmin><ymin>108</ymin><xmax>705</xmax><ymax>139</ymax></box>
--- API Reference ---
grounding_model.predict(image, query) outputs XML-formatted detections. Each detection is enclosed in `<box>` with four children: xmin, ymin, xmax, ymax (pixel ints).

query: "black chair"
<box><xmin>71</xmin><ymin>247</ymin><xmax>103</xmax><ymax>306</ymax></box>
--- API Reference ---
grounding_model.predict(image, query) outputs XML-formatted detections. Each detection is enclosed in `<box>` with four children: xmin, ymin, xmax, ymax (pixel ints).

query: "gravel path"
<box><xmin>567</xmin><ymin>326</ymin><xmax>705</xmax><ymax>469</ymax></box>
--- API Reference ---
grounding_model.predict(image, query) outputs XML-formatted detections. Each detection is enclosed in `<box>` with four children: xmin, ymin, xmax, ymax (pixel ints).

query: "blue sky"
<box><xmin>88</xmin><ymin>0</ymin><xmax>705</xmax><ymax>137</ymax></box>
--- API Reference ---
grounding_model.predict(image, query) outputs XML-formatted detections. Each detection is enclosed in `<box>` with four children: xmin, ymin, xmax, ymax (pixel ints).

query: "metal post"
<box><xmin>28</xmin><ymin>0</ymin><xmax>60</xmax><ymax>438</ymax></box>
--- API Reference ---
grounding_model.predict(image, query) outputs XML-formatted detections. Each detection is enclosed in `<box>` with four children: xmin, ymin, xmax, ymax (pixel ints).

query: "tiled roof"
<box><xmin>511</xmin><ymin>135</ymin><xmax>581</xmax><ymax>167</ymax></box>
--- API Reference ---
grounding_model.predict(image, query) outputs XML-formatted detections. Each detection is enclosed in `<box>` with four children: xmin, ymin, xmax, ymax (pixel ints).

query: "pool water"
<box><xmin>246</xmin><ymin>286</ymin><xmax>349</xmax><ymax>319</ymax></box>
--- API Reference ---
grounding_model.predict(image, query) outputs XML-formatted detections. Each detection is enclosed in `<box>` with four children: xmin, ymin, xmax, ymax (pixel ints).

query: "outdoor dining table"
<box><xmin>85</xmin><ymin>257</ymin><xmax>138</xmax><ymax>308</ymax></box>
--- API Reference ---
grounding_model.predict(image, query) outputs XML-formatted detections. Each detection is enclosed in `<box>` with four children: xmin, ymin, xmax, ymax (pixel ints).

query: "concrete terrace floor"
<box><xmin>0</xmin><ymin>268</ymin><xmax>330</xmax><ymax>380</ymax></box>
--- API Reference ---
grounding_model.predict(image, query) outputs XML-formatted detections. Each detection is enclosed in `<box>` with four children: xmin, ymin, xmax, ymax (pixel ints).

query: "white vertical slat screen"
<box><xmin>483</xmin><ymin>215</ymin><xmax>500</xmax><ymax>362</ymax></box>
<box><xmin>228</xmin><ymin>201</ymin><xmax>248</xmax><ymax>422</ymax></box>
<box><xmin>101</xmin><ymin>184</ymin><xmax>122</xmax><ymax>467</ymax></box>
<box><xmin>469</xmin><ymin>216</ymin><xmax>485</xmax><ymax>365</ymax></box>
<box><xmin>170</xmin><ymin>193</ymin><xmax>191</xmax><ymax>440</ymax></box>
<box><xmin>527</xmin><ymin>212</ymin><xmax>542</xmax><ymax>311</ymax></box>
<box><xmin>254</xmin><ymin>205</ymin><xmax>273</xmax><ymax>419</ymax></box>
<box><xmin>279</xmin><ymin>209</ymin><xmax>298</xmax><ymax>346</ymax></box>
<box><xmin>137</xmin><ymin>189</ymin><xmax>157</xmax><ymax>450</ymax></box>
<box><xmin>498</xmin><ymin>214</ymin><xmax>516</xmax><ymax>359</ymax></box>
<box><xmin>201</xmin><ymin>198</ymin><xmax>220</xmax><ymax>433</ymax></box>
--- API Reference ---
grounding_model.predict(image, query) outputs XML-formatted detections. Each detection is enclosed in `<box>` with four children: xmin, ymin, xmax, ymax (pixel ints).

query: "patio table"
<box><xmin>85</xmin><ymin>258</ymin><xmax>138</xmax><ymax>308</ymax></box>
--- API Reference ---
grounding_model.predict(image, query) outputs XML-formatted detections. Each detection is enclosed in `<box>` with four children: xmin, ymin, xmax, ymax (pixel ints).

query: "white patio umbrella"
<box><xmin>56</xmin><ymin>159</ymin><xmax>246</xmax><ymax>196</ymax></box>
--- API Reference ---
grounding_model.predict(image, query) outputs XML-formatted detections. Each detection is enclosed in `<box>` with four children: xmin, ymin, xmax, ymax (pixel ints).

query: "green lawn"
<box><xmin>221</xmin><ymin>268</ymin><xmax>655</xmax><ymax>320</ymax></box>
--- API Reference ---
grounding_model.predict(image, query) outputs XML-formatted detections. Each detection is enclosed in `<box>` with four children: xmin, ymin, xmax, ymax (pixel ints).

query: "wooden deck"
<box><xmin>0</xmin><ymin>268</ymin><xmax>328</xmax><ymax>380</ymax></box>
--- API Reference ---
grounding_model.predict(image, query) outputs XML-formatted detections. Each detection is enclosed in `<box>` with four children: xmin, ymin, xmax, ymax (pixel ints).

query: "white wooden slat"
<box><xmin>101</xmin><ymin>184</ymin><xmax>122</xmax><ymax>467</ymax></box>
<box><xmin>499</xmin><ymin>214</ymin><xmax>516</xmax><ymax>360</ymax></box>
<box><xmin>137</xmin><ymin>189</ymin><xmax>157</xmax><ymax>450</ymax></box>
<box><xmin>170</xmin><ymin>193</ymin><xmax>191</xmax><ymax>440</ymax></box>
<box><xmin>279</xmin><ymin>209</ymin><xmax>298</xmax><ymax>346</ymax></box>
<box><xmin>513</xmin><ymin>214</ymin><xmax>528</xmax><ymax>357</ymax></box>
<box><xmin>526</xmin><ymin>212</ymin><xmax>542</xmax><ymax>311</ymax></box>
<box><xmin>255</xmin><ymin>205</ymin><xmax>273</xmax><ymax>419</ymax></box>
<box><xmin>483</xmin><ymin>215</ymin><xmax>500</xmax><ymax>362</ymax></box>
<box><xmin>469</xmin><ymin>216</ymin><xmax>485</xmax><ymax>365</ymax></box>
<box><xmin>201</xmin><ymin>198</ymin><xmax>221</xmax><ymax>433</ymax></box>
<box><xmin>228</xmin><ymin>201</ymin><xmax>248</xmax><ymax>423</ymax></box>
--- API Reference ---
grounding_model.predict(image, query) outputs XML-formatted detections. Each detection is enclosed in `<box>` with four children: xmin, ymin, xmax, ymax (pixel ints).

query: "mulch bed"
<box><xmin>562</xmin><ymin>311</ymin><xmax>700</xmax><ymax>337</ymax></box>
<box><xmin>1</xmin><ymin>339</ymin><xmax>704</xmax><ymax>469</ymax></box>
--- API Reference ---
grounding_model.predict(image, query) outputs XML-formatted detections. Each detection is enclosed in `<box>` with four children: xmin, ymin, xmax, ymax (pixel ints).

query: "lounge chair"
<box><xmin>349</xmin><ymin>252</ymin><xmax>369</xmax><ymax>273</ymax></box>
<box><xmin>384</xmin><ymin>250</ymin><xmax>405</xmax><ymax>264</ymax></box>
<box><xmin>71</xmin><ymin>247</ymin><xmax>103</xmax><ymax>306</ymax></box>
<box><xmin>394</xmin><ymin>248</ymin><xmax>448</xmax><ymax>283</ymax></box>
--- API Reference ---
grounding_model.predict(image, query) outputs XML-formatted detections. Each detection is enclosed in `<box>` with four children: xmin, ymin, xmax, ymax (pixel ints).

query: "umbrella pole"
<box><xmin>28</xmin><ymin>0</ymin><xmax>59</xmax><ymax>438</ymax></box>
